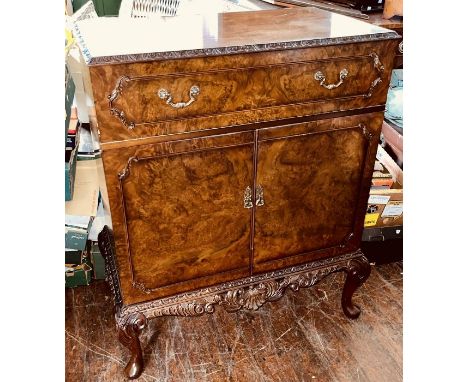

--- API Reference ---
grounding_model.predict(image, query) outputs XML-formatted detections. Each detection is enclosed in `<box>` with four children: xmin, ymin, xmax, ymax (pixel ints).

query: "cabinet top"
<box><xmin>75</xmin><ymin>7</ymin><xmax>398</xmax><ymax>66</ymax></box>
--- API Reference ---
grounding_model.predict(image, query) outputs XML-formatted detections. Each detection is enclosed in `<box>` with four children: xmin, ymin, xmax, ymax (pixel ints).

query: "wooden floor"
<box><xmin>65</xmin><ymin>262</ymin><xmax>402</xmax><ymax>382</ymax></box>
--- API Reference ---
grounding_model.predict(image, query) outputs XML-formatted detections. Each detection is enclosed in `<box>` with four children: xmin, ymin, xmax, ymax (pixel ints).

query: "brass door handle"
<box><xmin>244</xmin><ymin>186</ymin><xmax>253</xmax><ymax>209</ymax></box>
<box><xmin>158</xmin><ymin>85</ymin><xmax>200</xmax><ymax>108</ymax></box>
<box><xmin>314</xmin><ymin>69</ymin><xmax>348</xmax><ymax>90</ymax></box>
<box><xmin>255</xmin><ymin>185</ymin><xmax>265</xmax><ymax>207</ymax></box>
<box><xmin>244</xmin><ymin>185</ymin><xmax>265</xmax><ymax>208</ymax></box>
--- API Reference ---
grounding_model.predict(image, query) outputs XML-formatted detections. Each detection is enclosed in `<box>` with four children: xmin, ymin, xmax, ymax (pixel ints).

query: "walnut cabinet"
<box><xmin>76</xmin><ymin>7</ymin><xmax>399</xmax><ymax>379</ymax></box>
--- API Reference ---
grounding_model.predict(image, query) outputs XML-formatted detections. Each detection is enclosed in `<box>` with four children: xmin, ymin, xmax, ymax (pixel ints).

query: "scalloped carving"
<box><xmin>116</xmin><ymin>251</ymin><xmax>362</xmax><ymax>320</ymax></box>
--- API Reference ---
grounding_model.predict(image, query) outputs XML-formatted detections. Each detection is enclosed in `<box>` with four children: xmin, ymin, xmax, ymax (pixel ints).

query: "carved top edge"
<box><xmin>74</xmin><ymin>8</ymin><xmax>399</xmax><ymax>66</ymax></box>
<box><xmin>84</xmin><ymin>33</ymin><xmax>398</xmax><ymax>66</ymax></box>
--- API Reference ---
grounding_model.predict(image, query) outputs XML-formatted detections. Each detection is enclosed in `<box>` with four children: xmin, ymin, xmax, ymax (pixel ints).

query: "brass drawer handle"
<box><xmin>158</xmin><ymin>85</ymin><xmax>200</xmax><ymax>109</ymax></box>
<box><xmin>314</xmin><ymin>69</ymin><xmax>349</xmax><ymax>90</ymax></box>
<box><xmin>256</xmin><ymin>185</ymin><xmax>265</xmax><ymax>207</ymax></box>
<box><xmin>244</xmin><ymin>186</ymin><xmax>253</xmax><ymax>209</ymax></box>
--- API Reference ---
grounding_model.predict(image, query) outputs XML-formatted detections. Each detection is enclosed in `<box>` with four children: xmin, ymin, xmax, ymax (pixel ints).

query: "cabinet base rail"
<box><xmin>98</xmin><ymin>226</ymin><xmax>371</xmax><ymax>379</ymax></box>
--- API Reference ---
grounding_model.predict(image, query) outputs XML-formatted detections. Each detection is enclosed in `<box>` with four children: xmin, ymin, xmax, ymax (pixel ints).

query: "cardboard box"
<box><xmin>364</xmin><ymin>189</ymin><xmax>403</xmax><ymax>227</ymax></box>
<box><xmin>65</xmin><ymin>119</ymin><xmax>80</xmax><ymax>201</ymax></box>
<box><xmin>65</xmin><ymin>159</ymin><xmax>100</xmax><ymax>248</ymax></box>
<box><xmin>371</xmin><ymin>156</ymin><xmax>395</xmax><ymax>190</ymax></box>
<box><xmin>65</xmin><ymin>263</ymin><xmax>92</xmax><ymax>288</ymax></box>
<box><xmin>364</xmin><ymin>190</ymin><xmax>403</xmax><ymax>228</ymax></box>
<box><xmin>376</xmin><ymin>144</ymin><xmax>403</xmax><ymax>187</ymax></box>
<box><xmin>362</xmin><ymin>145</ymin><xmax>403</xmax><ymax>241</ymax></box>
<box><xmin>65</xmin><ymin>159</ymin><xmax>100</xmax><ymax>217</ymax></box>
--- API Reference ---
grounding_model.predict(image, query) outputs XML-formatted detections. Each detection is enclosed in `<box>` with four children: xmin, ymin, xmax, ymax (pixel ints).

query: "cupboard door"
<box><xmin>107</xmin><ymin>132</ymin><xmax>254</xmax><ymax>304</ymax></box>
<box><xmin>253</xmin><ymin>114</ymin><xmax>380</xmax><ymax>272</ymax></box>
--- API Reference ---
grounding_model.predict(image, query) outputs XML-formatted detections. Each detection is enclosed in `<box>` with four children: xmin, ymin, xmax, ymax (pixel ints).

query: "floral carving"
<box><xmin>117</xmin><ymin>253</ymin><xmax>361</xmax><ymax>320</ymax></box>
<box><xmin>99</xmin><ymin>227</ymin><xmax>367</xmax><ymax>321</ymax></box>
<box><xmin>108</xmin><ymin>76</ymin><xmax>135</xmax><ymax>130</ymax></box>
<box><xmin>365</xmin><ymin>52</ymin><xmax>385</xmax><ymax>97</ymax></box>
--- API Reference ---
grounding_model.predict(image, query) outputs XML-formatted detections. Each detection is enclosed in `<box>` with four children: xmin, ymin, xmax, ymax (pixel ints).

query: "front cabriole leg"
<box><xmin>117</xmin><ymin>312</ymin><xmax>147</xmax><ymax>379</ymax></box>
<box><xmin>341</xmin><ymin>256</ymin><xmax>371</xmax><ymax>319</ymax></box>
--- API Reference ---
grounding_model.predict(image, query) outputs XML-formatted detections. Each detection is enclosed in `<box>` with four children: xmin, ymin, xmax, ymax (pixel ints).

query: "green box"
<box><xmin>65</xmin><ymin>214</ymin><xmax>93</xmax><ymax>251</ymax></box>
<box><xmin>65</xmin><ymin>227</ymin><xmax>89</xmax><ymax>251</ymax></box>
<box><xmin>90</xmin><ymin>242</ymin><xmax>106</xmax><ymax>279</ymax></box>
<box><xmin>65</xmin><ymin>263</ymin><xmax>92</xmax><ymax>288</ymax></box>
<box><xmin>72</xmin><ymin>0</ymin><xmax>122</xmax><ymax>16</ymax></box>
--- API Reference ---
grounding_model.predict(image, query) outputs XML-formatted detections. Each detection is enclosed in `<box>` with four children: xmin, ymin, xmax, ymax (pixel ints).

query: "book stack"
<box><xmin>77</xmin><ymin>122</ymin><xmax>101</xmax><ymax>161</ymax></box>
<box><xmin>65</xmin><ymin>157</ymin><xmax>106</xmax><ymax>287</ymax></box>
<box><xmin>65</xmin><ymin>3</ymin><xmax>107</xmax><ymax>287</ymax></box>
<box><xmin>362</xmin><ymin>145</ymin><xmax>403</xmax><ymax>241</ymax></box>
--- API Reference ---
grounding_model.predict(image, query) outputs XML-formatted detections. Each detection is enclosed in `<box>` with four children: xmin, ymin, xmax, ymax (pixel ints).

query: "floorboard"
<box><xmin>65</xmin><ymin>262</ymin><xmax>403</xmax><ymax>382</ymax></box>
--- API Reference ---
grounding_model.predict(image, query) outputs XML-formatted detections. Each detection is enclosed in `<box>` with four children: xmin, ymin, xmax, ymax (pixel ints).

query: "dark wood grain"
<box><xmin>253</xmin><ymin>112</ymin><xmax>382</xmax><ymax>273</ymax></box>
<box><xmin>65</xmin><ymin>262</ymin><xmax>403</xmax><ymax>382</ymax></box>
<box><xmin>104</xmin><ymin>55</ymin><xmax>380</xmax><ymax>128</ymax></box>
<box><xmin>121</xmin><ymin>143</ymin><xmax>254</xmax><ymax>293</ymax></box>
<box><xmin>254</xmin><ymin>117</ymin><xmax>367</xmax><ymax>270</ymax></box>
<box><xmin>103</xmin><ymin>132</ymin><xmax>254</xmax><ymax>304</ymax></box>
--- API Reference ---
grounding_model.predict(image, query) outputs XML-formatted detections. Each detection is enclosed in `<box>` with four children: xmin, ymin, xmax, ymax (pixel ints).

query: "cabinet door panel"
<box><xmin>254</xmin><ymin>115</ymin><xmax>377</xmax><ymax>271</ymax></box>
<box><xmin>109</xmin><ymin>133</ymin><xmax>254</xmax><ymax>302</ymax></box>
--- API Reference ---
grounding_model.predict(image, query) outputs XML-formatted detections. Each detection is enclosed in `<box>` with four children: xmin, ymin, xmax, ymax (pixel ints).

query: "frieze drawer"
<box><xmin>108</xmin><ymin>53</ymin><xmax>384</xmax><ymax>126</ymax></box>
<box><xmin>88</xmin><ymin>42</ymin><xmax>396</xmax><ymax>145</ymax></box>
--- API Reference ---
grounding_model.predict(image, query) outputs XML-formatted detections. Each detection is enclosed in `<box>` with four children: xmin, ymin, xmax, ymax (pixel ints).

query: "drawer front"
<box><xmin>92</xmin><ymin>43</ymin><xmax>396</xmax><ymax>144</ymax></box>
<box><xmin>108</xmin><ymin>54</ymin><xmax>384</xmax><ymax>128</ymax></box>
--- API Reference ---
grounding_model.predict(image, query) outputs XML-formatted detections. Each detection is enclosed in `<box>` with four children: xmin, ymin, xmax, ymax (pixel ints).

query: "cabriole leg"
<box><xmin>341</xmin><ymin>256</ymin><xmax>371</xmax><ymax>319</ymax></box>
<box><xmin>117</xmin><ymin>313</ymin><xmax>147</xmax><ymax>379</ymax></box>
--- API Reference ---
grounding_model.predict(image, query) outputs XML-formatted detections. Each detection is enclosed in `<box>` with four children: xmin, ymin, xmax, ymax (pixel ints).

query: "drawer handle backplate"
<box><xmin>158</xmin><ymin>85</ymin><xmax>200</xmax><ymax>109</ymax></box>
<box><xmin>256</xmin><ymin>185</ymin><xmax>265</xmax><ymax>207</ymax></box>
<box><xmin>314</xmin><ymin>69</ymin><xmax>349</xmax><ymax>90</ymax></box>
<box><xmin>244</xmin><ymin>186</ymin><xmax>253</xmax><ymax>209</ymax></box>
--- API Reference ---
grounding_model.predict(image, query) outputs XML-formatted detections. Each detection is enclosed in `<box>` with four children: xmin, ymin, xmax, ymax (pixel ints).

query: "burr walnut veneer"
<box><xmin>76</xmin><ymin>7</ymin><xmax>399</xmax><ymax>379</ymax></box>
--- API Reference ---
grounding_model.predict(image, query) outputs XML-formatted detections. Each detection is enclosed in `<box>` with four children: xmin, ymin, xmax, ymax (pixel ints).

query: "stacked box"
<box><xmin>362</xmin><ymin>145</ymin><xmax>403</xmax><ymax>242</ymax></box>
<box><xmin>90</xmin><ymin>242</ymin><xmax>106</xmax><ymax>280</ymax></box>
<box><xmin>65</xmin><ymin>263</ymin><xmax>93</xmax><ymax>288</ymax></box>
